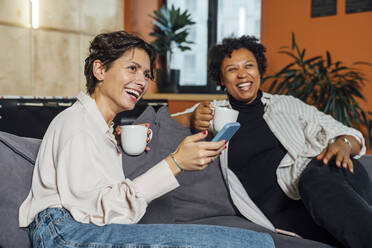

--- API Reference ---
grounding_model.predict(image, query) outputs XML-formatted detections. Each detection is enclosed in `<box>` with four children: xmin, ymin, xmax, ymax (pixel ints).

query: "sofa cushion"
<box><xmin>190</xmin><ymin>216</ymin><xmax>333</xmax><ymax>248</ymax></box>
<box><xmin>0</xmin><ymin>131</ymin><xmax>40</xmax><ymax>248</ymax></box>
<box><xmin>359</xmin><ymin>155</ymin><xmax>372</xmax><ymax>178</ymax></box>
<box><xmin>122</xmin><ymin>106</ymin><xmax>175</xmax><ymax>224</ymax></box>
<box><xmin>152</xmin><ymin>106</ymin><xmax>239</xmax><ymax>222</ymax></box>
<box><xmin>123</xmin><ymin>105</ymin><xmax>238</xmax><ymax>223</ymax></box>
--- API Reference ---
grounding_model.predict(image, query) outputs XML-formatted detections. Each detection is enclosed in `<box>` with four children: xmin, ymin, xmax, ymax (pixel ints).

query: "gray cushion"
<box><xmin>0</xmin><ymin>131</ymin><xmax>40</xmax><ymax>248</ymax></box>
<box><xmin>359</xmin><ymin>155</ymin><xmax>372</xmax><ymax>178</ymax></box>
<box><xmin>151</xmin><ymin>107</ymin><xmax>238</xmax><ymax>222</ymax></box>
<box><xmin>123</xmin><ymin>106</ymin><xmax>239</xmax><ymax>223</ymax></box>
<box><xmin>122</xmin><ymin>106</ymin><xmax>238</xmax><ymax>223</ymax></box>
<box><xmin>122</xmin><ymin>106</ymin><xmax>175</xmax><ymax>224</ymax></box>
<box><xmin>189</xmin><ymin>216</ymin><xmax>333</xmax><ymax>248</ymax></box>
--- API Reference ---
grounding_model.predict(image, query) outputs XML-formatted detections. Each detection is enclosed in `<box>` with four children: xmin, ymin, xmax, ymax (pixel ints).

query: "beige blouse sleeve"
<box><xmin>56</xmin><ymin>132</ymin><xmax>179</xmax><ymax>226</ymax></box>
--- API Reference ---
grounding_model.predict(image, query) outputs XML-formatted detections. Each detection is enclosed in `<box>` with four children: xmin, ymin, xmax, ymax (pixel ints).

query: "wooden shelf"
<box><xmin>143</xmin><ymin>93</ymin><xmax>227</xmax><ymax>101</ymax></box>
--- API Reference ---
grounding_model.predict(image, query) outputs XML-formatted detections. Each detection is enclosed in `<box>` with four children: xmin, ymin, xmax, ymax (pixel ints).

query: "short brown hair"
<box><xmin>84</xmin><ymin>31</ymin><xmax>156</xmax><ymax>94</ymax></box>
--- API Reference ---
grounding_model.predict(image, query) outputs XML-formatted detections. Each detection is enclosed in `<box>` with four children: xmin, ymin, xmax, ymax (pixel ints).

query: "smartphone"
<box><xmin>211</xmin><ymin>122</ymin><xmax>240</xmax><ymax>142</ymax></box>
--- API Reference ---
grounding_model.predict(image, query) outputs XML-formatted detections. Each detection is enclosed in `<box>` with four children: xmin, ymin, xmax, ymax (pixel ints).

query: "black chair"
<box><xmin>0</xmin><ymin>97</ymin><xmax>167</xmax><ymax>139</ymax></box>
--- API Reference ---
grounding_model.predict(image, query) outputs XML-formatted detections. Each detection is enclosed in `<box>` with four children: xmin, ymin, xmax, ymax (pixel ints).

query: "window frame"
<box><xmin>162</xmin><ymin>0</ymin><xmax>223</xmax><ymax>94</ymax></box>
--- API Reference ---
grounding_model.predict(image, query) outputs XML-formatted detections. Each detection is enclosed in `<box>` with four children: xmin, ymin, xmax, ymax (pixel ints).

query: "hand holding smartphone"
<box><xmin>211</xmin><ymin>122</ymin><xmax>240</xmax><ymax>142</ymax></box>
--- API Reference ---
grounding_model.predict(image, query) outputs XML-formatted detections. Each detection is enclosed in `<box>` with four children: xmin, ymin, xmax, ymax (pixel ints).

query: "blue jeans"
<box><xmin>27</xmin><ymin>208</ymin><xmax>274</xmax><ymax>248</ymax></box>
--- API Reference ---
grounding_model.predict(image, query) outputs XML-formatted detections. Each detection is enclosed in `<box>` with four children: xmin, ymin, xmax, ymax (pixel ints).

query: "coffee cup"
<box><xmin>120</xmin><ymin>125</ymin><xmax>151</xmax><ymax>156</ymax></box>
<box><xmin>213</xmin><ymin>106</ymin><xmax>239</xmax><ymax>132</ymax></box>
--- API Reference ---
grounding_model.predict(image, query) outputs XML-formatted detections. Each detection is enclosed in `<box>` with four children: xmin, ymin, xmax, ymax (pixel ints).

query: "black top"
<box><xmin>227</xmin><ymin>92</ymin><xmax>343</xmax><ymax>242</ymax></box>
<box><xmin>228</xmin><ymin>91</ymin><xmax>290</xmax><ymax>220</ymax></box>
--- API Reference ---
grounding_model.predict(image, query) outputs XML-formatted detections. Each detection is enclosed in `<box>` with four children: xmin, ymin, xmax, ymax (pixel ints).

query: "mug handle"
<box><xmin>147</xmin><ymin>128</ymin><xmax>153</xmax><ymax>144</ymax></box>
<box><xmin>210</xmin><ymin>106</ymin><xmax>216</xmax><ymax>134</ymax></box>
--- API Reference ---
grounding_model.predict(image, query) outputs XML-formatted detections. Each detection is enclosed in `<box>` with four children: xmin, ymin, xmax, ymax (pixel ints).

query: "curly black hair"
<box><xmin>208</xmin><ymin>35</ymin><xmax>267</xmax><ymax>89</ymax></box>
<box><xmin>84</xmin><ymin>31</ymin><xmax>157</xmax><ymax>95</ymax></box>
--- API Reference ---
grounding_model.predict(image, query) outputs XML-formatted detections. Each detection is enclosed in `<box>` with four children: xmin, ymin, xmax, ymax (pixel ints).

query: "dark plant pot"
<box><xmin>156</xmin><ymin>69</ymin><xmax>180</xmax><ymax>93</ymax></box>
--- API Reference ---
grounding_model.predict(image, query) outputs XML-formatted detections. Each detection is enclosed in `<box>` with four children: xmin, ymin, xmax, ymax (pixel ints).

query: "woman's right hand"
<box><xmin>166</xmin><ymin>131</ymin><xmax>226</xmax><ymax>175</ymax></box>
<box><xmin>191</xmin><ymin>101</ymin><xmax>214</xmax><ymax>131</ymax></box>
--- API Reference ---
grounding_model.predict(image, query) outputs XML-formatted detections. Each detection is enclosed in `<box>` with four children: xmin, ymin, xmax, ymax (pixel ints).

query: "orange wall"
<box><xmin>124</xmin><ymin>0</ymin><xmax>162</xmax><ymax>93</ymax></box>
<box><xmin>124</xmin><ymin>0</ymin><xmax>161</xmax><ymax>43</ymax></box>
<box><xmin>261</xmin><ymin>0</ymin><xmax>372</xmax><ymax>153</ymax></box>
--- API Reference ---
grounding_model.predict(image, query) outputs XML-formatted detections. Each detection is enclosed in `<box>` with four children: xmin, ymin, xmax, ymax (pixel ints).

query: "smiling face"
<box><xmin>220</xmin><ymin>48</ymin><xmax>261</xmax><ymax>104</ymax></box>
<box><xmin>91</xmin><ymin>48</ymin><xmax>151</xmax><ymax>122</ymax></box>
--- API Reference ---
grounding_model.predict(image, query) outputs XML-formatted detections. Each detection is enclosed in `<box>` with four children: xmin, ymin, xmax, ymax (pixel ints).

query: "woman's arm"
<box><xmin>336</xmin><ymin>135</ymin><xmax>361</xmax><ymax>156</ymax></box>
<box><xmin>57</xmin><ymin>130</ymin><xmax>225</xmax><ymax>225</ymax></box>
<box><xmin>57</xmin><ymin>132</ymin><xmax>178</xmax><ymax>225</ymax></box>
<box><xmin>292</xmin><ymin>96</ymin><xmax>365</xmax><ymax>172</ymax></box>
<box><xmin>289</xmin><ymin>96</ymin><xmax>365</xmax><ymax>156</ymax></box>
<box><xmin>166</xmin><ymin>130</ymin><xmax>226</xmax><ymax>173</ymax></box>
<box><xmin>316</xmin><ymin>134</ymin><xmax>362</xmax><ymax>173</ymax></box>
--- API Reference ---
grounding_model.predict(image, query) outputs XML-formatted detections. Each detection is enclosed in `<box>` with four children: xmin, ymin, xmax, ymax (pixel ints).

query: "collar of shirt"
<box><xmin>261</xmin><ymin>92</ymin><xmax>273</xmax><ymax>111</ymax></box>
<box><xmin>261</xmin><ymin>92</ymin><xmax>272</xmax><ymax>105</ymax></box>
<box><xmin>76</xmin><ymin>92</ymin><xmax>117</xmax><ymax>144</ymax></box>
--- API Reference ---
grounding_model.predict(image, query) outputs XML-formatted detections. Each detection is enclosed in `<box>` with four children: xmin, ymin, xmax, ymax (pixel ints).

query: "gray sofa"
<box><xmin>1</xmin><ymin>106</ymin><xmax>371</xmax><ymax>248</ymax></box>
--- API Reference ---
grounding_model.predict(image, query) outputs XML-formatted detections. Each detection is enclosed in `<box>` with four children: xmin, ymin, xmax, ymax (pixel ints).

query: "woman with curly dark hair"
<box><xmin>18</xmin><ymin>31</ymin><xmax>275</xmax><ymax>248</ymax></box>
<box><xmin>173</xmin><ymin>35</ymin><xmax>372</xmax><ymax>248</ymax></box>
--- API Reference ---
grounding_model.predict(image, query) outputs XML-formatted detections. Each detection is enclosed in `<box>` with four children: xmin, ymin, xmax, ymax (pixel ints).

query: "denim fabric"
<box><xmin>299</xmin><ymin>158</ymin><xmax>372</xmax><ymax>248</ymax></box>
<box><xmin>27</xmin><ymin>208</ymin><xmax>274</xmax><ymax>248</ymax></box>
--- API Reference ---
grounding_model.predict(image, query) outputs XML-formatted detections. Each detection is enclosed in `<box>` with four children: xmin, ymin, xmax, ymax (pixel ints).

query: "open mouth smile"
<box><xmin>236</xmin><ymin>82</ymin><xmax>253</xmax><ymax>91</ymax></box>
<box><xmin>124</xmin><ymin>88</ymin><xmax>142</xmax><ymax>100</ymax></box>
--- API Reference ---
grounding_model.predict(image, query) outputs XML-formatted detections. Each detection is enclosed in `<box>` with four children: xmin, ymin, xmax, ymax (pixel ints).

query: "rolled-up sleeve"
<box><xmin>306</xmin><ymin>101</ymin><xmax>366</xmax><ymax>158</ymax></box>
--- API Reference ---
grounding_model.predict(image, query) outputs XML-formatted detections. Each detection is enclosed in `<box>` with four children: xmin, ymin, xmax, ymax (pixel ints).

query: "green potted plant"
<box><xmin>263</xmin><ymin>33</ymin><xmax>372</xmax><ymax>147</ymax></box>
<box><xmin>149</xmin><ymin>4</ymin><xmax>195</xmax><ymax>92</ymax></box>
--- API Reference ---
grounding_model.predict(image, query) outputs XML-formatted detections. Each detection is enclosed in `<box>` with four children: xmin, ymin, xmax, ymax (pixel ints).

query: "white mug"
<box><xmin>120</xmin><ymin>125</ymin><xmax>151</xmax><ymax>156</ymax></box>
<box><xmin>213</xmin><ymin>106</ymin><xmax>239</xmax><ymax>132</ymax></box>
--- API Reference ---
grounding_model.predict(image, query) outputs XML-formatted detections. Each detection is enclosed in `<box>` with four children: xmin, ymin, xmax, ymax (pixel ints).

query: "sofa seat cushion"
<box><xmin>151</xmin><ymin>107</ymin><xmax>239</xmax><ymax>222</ymax></box>
<box><xmin>189</xmin><ymin>216</ymin><xmax>333</xmax><ymax>248</ymax></box>
<box><xmin>122</xmin><ymin>106</ymin><xmax>175</xmax><ymax>224</ymax></box>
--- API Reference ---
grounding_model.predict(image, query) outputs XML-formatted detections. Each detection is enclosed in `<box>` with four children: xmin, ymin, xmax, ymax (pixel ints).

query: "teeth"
<box><xmin>125</xmin><ymin>89</ymin><xmax>140</xmax><ymax>98</ymax></box>
<box><xmin>237</xmin><ymin>82</ymin><xmax>252</xmax><ymax>88</ymax></box>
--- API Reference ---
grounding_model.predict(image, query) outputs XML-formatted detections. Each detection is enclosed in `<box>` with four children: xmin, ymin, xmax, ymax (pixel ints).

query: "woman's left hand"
<box><xmin>115</xmin><ymin>123</ymin><xmax>152</xmax><ymax>151</ymax></box>
<box><xmin>316</xmin><ymin>137</ymin><xmax>353</xmax><ymax>173</ymax></box>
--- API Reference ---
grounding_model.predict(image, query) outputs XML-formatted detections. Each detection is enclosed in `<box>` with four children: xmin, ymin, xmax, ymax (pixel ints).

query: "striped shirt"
<box><xmin>174</xmin><ymin>92</ymin><xmax>365</xmax><ymax>231</ymax></box>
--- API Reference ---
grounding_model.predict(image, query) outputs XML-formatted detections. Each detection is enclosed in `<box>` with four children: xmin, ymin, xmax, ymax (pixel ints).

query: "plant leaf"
<box><xmin>149</xmin><ymin>4</ymin><xmax>195</xmax><ymax>59</ymax></box>
<box><xmin>326</xmin><ymin>51</ymin><xmax>332</xmax><ymax>68</ymax></box>
<box><xmin>264</xmin><ymin>33</ymin><xmax>372</xmax><ymax>146</ymax></box>
<box><xmin>353</xmin><ymin>61</ymin><xmax>372</xmax><ymax>66</ymax></box>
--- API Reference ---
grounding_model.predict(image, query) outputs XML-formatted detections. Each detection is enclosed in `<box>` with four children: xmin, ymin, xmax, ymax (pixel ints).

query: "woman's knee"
<box><xmin>299</xmin><ymin>157</ymin><xmax>372</xmax><ymax>201</ymax></box>
<box><xmin>300</xmin><ymin>158</ymin><xmax>330</xmax><ymax>185</ymax></box>
<box><xmin>299</xmin><ymin>158</ymin><xmax>345</xmax><ymax>198</ymax></box>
